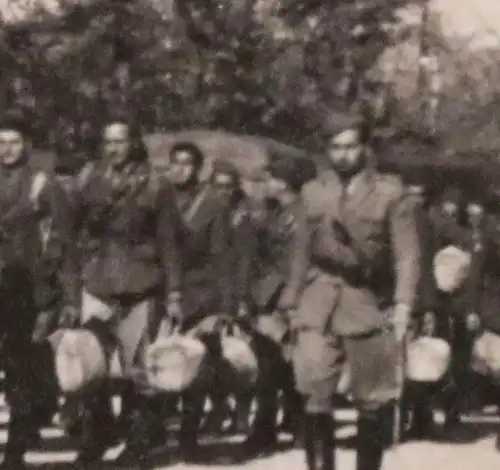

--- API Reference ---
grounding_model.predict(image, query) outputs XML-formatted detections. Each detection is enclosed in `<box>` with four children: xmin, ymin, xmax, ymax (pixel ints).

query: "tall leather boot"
<box><xmin>356</xmin><ymin>404</ymin><xmax>393</xmax><ymax>470</ymax></box>
<box><xmin>74</xmin><ymin>383</ymin><xmax>117</xmax><ymax>465</ymax></box>
<box><xmin>302</xmin><ymin>413</ymin><xmax>335</xmax><ymax>470</ymax></box>
<box><xmin>179</xmin><ymin>389</ymin><xmax>204</xmax><ymax>463</ymax></box>
<box><xmin>281</xmin><ymin>383</ymin><xmax>305</xmax><ymax>446</ymax></box>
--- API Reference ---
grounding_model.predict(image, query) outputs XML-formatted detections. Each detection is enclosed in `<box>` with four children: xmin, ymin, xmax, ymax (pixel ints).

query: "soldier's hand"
<box><xmin>466</xmin><ymin>312</ymin><xmax>481</xmax><ymax>332</ymax></box>
<box><xmin>237</xmin><ymin>302</ymin><xmax>250</xmax><ymax>319</ymax></box>
<box><xmin>392</xmin><ymin>303</ymin><xmax>410</xmax><ymax>341</ymax></box>
<box><xmin>166</xmin><ymin>292</ymin><xmax>183</xmax><ymax>328</ymax></box>
<box><xmin>422</xmin><ymin>311</ymin><xmax>437</xmax><ymax>337</ymax></box>
<box><xmin>59</xmin><ymin>305</ymin><xmax>80</xmax><ymax>328</ymax></box>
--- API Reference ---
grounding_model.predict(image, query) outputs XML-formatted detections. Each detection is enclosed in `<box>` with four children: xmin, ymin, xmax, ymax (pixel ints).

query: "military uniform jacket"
<box><xmin>302</xmin><ymin>169</ymin><xmax>420</xmax><ymax>336</ymax></box>
<box><xmin>76</xmin><ymin>161</ymin><xmax>182</xmax><ymax>302</ymax></box>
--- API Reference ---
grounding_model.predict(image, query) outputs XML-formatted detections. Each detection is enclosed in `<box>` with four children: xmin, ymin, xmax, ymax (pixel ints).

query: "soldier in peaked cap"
<box><xmin>399</xmin><ymin>168</ymin><xmax>440</xmax><ymax>438</ymax></box>
<box><xmin>295</xmin><ymin>113</ymin><xmax>420</xmax><ymax>470</ymax></box>
<box><xmin>62</xmin><ymin>113</ymin><xmax>184</xmax><ymax>465</ymax></box>
<box><xmin>0</xmin><ymin>108</ymin><xmax>76</xmax><ymax>469</ymax></box>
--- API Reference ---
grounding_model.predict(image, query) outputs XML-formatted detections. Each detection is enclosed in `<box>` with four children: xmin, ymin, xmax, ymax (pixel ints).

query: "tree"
<box><xmin>0</xmin><ymin>0</ymin><xmax>428</xmax><ymax>151</ymax></box>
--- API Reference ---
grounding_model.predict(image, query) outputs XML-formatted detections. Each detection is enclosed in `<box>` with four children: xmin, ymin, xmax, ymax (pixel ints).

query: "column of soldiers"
<box><xmin>0</xmin><ymin>104</ymin><xmax>499</xmax><ymax>470</ymax></box>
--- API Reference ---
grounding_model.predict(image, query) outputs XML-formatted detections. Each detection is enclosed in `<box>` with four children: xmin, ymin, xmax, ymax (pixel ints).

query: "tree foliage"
<box><xmin>0</xmin><ymin>0</ymin><xmax>427</xmax><ymax>151</ymax></box>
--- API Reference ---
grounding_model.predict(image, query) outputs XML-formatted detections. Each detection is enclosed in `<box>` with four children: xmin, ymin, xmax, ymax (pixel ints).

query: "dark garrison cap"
<box><xmin>0</xmin><ymin>107</ymin><xmax>31</xmax><ymax>136</ymax></box>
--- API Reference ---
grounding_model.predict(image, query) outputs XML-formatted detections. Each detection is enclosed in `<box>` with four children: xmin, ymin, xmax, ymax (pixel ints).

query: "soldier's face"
<box><xmin>267</xmin><ymin>177</ymin><xmax>288</xmax><ymax>201</ymax></box>
<box><xmin>169</xmin><ymin>151</ymin><xmax>197</xmax><ymax>186</ymax></box>
<box><xmin>442</xmin><ymin>201</ymin><xmax>458</xmax><ymax>219</ymax></box>
<box><xmin>0</xmin><ymin>130</ymin><xmax>24</xmax><ymax>167</ymax></box>
<box><xmin>103</xmin><ymin>123</ymin><xmax>130</xmax><ymax>165</ymax></box>
<box><xmin>327</xmin><ymin>129</ymin><xmax>364</xmax><ymax>175</ymax></box>
<box><xmin>467</xmin><ymin>204</ymin><xmax>484</xmax><ymax>226</ymax></box>
<box><xmin>408</xmin><ymin>186</ymin><xmax>425</xmax><ymax>204</ymax></box>
<box><xmin>213</xmin><ymin>172</ymin><xmax>237</xmax><ymax>204</ymax></box>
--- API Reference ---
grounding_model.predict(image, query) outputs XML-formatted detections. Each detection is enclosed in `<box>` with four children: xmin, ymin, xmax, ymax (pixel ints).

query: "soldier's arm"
<box><xmin>389</xmin><ymin>191</ymin><xmax>420</xmax><ymax>310</ymax></box>
<box><xmin>40</xmin><ymin>178</ymin><xmax>82</xmax><ymax>309</ymax></box>
<box><xmin>158</xmin><ymin>180</ymin><xmax>183</xmax><ymax>302</ymax></box>
<box><xmin>279</xmin><ymin>205</ymin><xmax>311</xmax><ymax>309</ymax></box>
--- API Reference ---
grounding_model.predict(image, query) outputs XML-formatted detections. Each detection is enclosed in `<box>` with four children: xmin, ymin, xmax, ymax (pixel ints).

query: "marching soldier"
<box><xmin>169</xmin><ymin>146</ymin><xmax>256</xmax><ymax>460</ymax></box>
<box><xmin>66</xmin><ymin>114</ymin><xmax>183</xmax><ymax>465</ymax></box>
<box><xmin>403</xmin><ymin>179</ymin><xmax>440</xmax><ymax>439</ymax></box>
<box><xmin>296</xmin><ymin>114</ymin><xmax>420</xmax><ymax>470</ymax></box>
<box><xmin>253</xmin><ymin>156</ymin><xmax>315</xmax><ymax>450</ymax></box>
<box><xmin>0</xmin><ymin>109</ymin><xmax>70</xmax><ymax>469</ymax></box>
<box><xmin>430</xmin><ymin>188</ymin><xmax>484</xmax><ymax>432</ymax></box>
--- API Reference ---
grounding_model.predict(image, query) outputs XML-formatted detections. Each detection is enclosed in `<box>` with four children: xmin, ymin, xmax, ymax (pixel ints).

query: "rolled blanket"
<box><xmin>145</xmin><ymin>330</ymin><xmax>208</xmax><ymax>393</ymax></box>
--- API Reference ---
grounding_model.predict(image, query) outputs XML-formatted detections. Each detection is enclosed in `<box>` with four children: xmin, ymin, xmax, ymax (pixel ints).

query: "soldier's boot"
<box><xmin>281</xmin><ymin>385</ymin><xmax>305</xmax><ymax>446</ymax></box>
<box><xmin>243</xmin><ymin>389</ymin><xmax>280</xmax><ymax>457</ymax></box>
<box><xmin>74</xmin><ymin>388</ymin><xmax>118</xmax><ymax>465</ymax></box>
<box><xmin>303</xmin><ymin>413</ymin><xmax>335</xmax><ymax>470</ymax></box>
<box><xmin>2</xmin><ymin>416</ymin><xmax>29</xmax><ymax>470</ymax></box>
<box><xmin>118</xmin><ymin>394</ymin><xmax>168</xmax><ymax>464</ymax></box>
<box><xmin>179</xmin><ymin>390</ymin><xmax>204</xmax><ymax>463</ymax></box>
<box><xmin>356</xmin><ymin>404</ymin><xmax>393</xmax><ymax>470</ymax></box>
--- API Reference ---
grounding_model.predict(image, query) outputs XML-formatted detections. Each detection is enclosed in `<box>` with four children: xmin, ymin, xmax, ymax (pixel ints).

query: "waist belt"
<box><xmin>312</xmin><ymin>256</ymin><xmax>370</xmax><ymax>288</ymax></box>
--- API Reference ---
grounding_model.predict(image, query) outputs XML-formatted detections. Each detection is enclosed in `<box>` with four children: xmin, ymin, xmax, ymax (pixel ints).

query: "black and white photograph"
<box><xmin>0</xmin><ymin>0</ymin><xmax>498</xmax><ymax>469</ymax></box>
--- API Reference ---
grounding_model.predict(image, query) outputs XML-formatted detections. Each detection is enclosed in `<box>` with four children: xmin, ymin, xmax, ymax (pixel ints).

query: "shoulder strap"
<box><xmin>185</xmin><ymin>185</ymin><xmax>212</xmax><ymax>227</ymax></box>
<box><xmin>76</xmin><ymin>162</ymin><xmax>95</xmax><ymax>192</ymax></box>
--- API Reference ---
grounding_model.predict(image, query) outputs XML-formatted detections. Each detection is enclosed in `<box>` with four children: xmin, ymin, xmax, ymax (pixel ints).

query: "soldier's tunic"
<box><xmin>77</xmin><ymin>161</ymin><xmax>182</xmax><ymax>377</ymax></box>
<box><xmin>295</xmin><ymin>169</ymin><xmax>419</xmax><ymax>412</ymax></box>
<box><xmin>0</xmin><ymin>162</ymin><xmax>69</xmax><ymax>454</ymax></box>
<box><xmin>175</xmin><ymin>185</ymin><xmax>254</xmax><ymax>330</ymax></box>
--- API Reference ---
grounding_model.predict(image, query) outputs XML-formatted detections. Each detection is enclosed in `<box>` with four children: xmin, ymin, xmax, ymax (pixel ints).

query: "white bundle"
<box><xmin>145</xmin><ymin>335</ymin><xmax>208</xmax><ymax>392</ymax></box>
<box><xmin>471</xmin><ymin>331</ymin><xmax>500</xmax><ymax>382</ymax></box>
<box><xmin>433</xmin><ymin>245</ymin><xmax>472</xmax><ymax>293</ymax></box>
<box><xmin>406</xmin><ymin>337</ymin><xmax>451</xmax><ymax>383</ymax></box>
<box><xmin>49</xmin><ymin>328</ymin><xmax>107</xmax><ymax>393</ymax></box>
<box><xmin>221</xmin><ymin>333</ymin><xmax>259</xmax><ymax>388</ymax></box>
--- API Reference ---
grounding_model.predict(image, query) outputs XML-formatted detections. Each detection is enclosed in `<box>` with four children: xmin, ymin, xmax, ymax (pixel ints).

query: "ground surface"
<box><xmin>0</xmin><ymin>396</ymin><xmax>497</xmax><ymax>470</ymax></box>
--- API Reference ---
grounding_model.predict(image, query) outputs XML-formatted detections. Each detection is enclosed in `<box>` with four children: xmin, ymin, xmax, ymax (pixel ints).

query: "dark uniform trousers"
<box><xmin>295</xmin><ymin>170</ymin><xmax>420</xmax><ymax>470</ymax></box>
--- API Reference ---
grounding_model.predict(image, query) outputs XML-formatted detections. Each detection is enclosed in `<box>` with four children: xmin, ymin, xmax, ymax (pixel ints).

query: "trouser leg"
<box><xmin>303</xmin><ymin>412</ymin><xmax>335</xmax><ymax>470</ymax></box>
<box><xmin>179</xmin><ymin>387</ymin><xmax>205</xmax><ymax>463</ymax></box>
